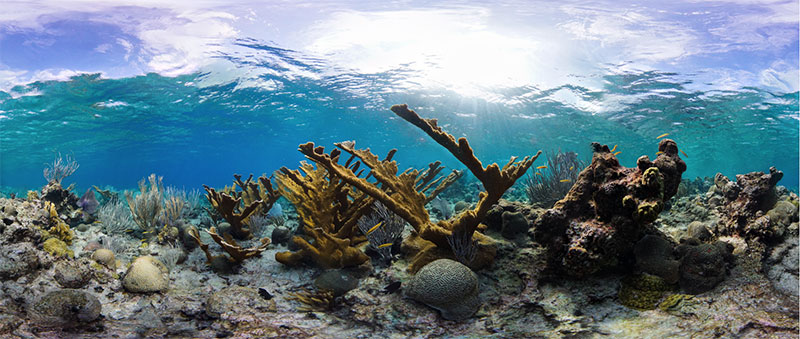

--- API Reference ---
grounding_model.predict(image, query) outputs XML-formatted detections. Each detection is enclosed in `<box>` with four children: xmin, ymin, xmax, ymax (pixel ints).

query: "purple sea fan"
<box><xmin>78</xmin><ymin>188</ymin><xmax>99</xmax><ymax>214</ymax></box>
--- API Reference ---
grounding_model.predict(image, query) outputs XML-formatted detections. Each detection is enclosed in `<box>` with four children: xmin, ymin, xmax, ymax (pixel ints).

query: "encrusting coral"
<box><xmin>299</xmin><ymin>104</ymin><xmax>539</xmax><ymax>272</ymax></box>
<box><xmin>532</xmin><ymin>139</ymin><xmax>686</xmax><ymax>276</ymax></box>
<box><xmin>273</xmin><ymin>162</ymin><xmax>373</xmax><ymax>269</ymax></box>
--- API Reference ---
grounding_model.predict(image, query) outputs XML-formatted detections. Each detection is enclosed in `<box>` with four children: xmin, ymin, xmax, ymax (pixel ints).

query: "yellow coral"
<box><xmin>43</xmin><ymin>201</ymin><xmax>74</xmax><ymax>244</ymax></box>
<box><xmin>43</xmin><ymin>238</ymin><xmax>73</xmax><ymax>258</ymax></box>
<box><xmin>618</xmin><ymin>274</ymin><xmax>674</xmax><ymax>310</ymax></box>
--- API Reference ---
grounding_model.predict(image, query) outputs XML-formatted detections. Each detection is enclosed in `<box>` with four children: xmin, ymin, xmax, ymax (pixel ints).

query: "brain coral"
<box><xmin>404</xmin><ymin>259</ymin><xmax>481</xmax><ymax>321</ymax></box>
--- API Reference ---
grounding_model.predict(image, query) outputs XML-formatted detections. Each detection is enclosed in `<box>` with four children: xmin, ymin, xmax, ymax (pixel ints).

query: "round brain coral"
<box><xmin>404</xmin><ymin>259</ymin><xmax>481</xmax><ymax>321</ymax></box>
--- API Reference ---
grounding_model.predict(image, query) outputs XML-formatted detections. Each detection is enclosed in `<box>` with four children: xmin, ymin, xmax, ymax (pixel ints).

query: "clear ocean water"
<box><xmin>1</xmin><ymin>1</ymin><xmax>798</xmax><ymax>193</ymax></box>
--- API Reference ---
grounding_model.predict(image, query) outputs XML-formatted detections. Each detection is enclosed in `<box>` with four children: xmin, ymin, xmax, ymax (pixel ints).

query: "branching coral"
<box><xmin>232</xmin><ymin>174</ymin><xmax>281</xmax><ymax>219</ymax></box>
<box><xmin>273</xmin><ymin>162</ymin><xmax>372</xmax><ymax>269</ymax></box>
<box><xmin>187</xmin><ymin>226</ymin><xmax>270</xmax><ymax>266</ymax></box>
<box><xmin>299</xmin><ymin>104</ymin><xmax>539</xmax><ymax>272</ymax></box>
<box><xmin>203</xmin><ymin>185</ymin><xmax>262</xmax><ymax>240</ymax></box>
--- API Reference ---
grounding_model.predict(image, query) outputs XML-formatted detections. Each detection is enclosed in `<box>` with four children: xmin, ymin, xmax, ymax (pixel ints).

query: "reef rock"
<box><xmin>206</xmin><ymin>286</ymin><xmax>276</xmax><ymax>319</ymax></box>
<box><xmin>30</xmin><ymin>289</ymin><xmax>101</xmax><ymax>328</ymax></box>
<box><xmin>713</xmin><ymin>167</ymin><xmax>786</xmax><ymax>240</ymax></box>
<box><xmin>634</xmin><ymin>235</ymin><xmax>680</xmax><ymax>284</ymax></box>
<box><xmin>0</xmin><ymin>242</ymin><xmax>40</xmax><ymax>280</ymax></box>
<box><xmin>765</xmin><ymin>236</ymin><xmax>799</xmax><ymax>296</ymax></box>
<box><xmin>404</xmin><ymin>259</ymin><xmax>481</xmax><ymax>321</ymax></box>
<box><xmin>532</xmin><ymin>139</ymin><xmax>686</xmax><ymax>276</ymax></box>
<box><xmin>678</xmin><ymin>241</ymin><xmax>731</xmax><ymax>294</ymax></box>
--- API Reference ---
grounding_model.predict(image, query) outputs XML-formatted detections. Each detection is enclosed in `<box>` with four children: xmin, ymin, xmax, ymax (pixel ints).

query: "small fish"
<box><xmin>93</xmin><ymin>221</ymin><xmax>102</xmax><ymax>224</ymax></box>
<box><xmin>610</xmin><ymin>145</ymin><xmax>617</xmax><ymax>152</ymax></box>
<box><xmin>383</xmin><ymin>281</ymin><xmax>402</xmax><ymax>294</ymax></box>
<box><xmin>258</xmin><ymin>287</ymin><xmax>274</xmax><ymax>300</ymax></box>
<box><xmin>613</xmin><ymin>151</ymin><xmax>622</xmax><ymax>156</ymax></box>
<box><xmin>377</xmin><ymin>242</ymin><xmax>393</xmax><ymax>249</ymax></box>
<box><xmin>679</xmin><ymin>149</ymin><xmax>688</xmax><ymax>157</ymax></box>
<box><xmin>535</xmin><ymin>172</ymin><xmax>543</xmax><ymax>176</ymax></box>
<box><xmin>536</xmin><ymin>165</ymin><xmax>548</xmax><ymax>169</ymax></box>
<box><xmin>140</xmin><ymin>239</ymin><xmax>147</xmax><ymax>243</ymax></box>
<box><xmin>124</xmin><ymin>229</ymin><xmax>134</xmax><ymax>233</ymax></box>
<box><xmin>656</xmin><ymin>133</ymin><xmax>669</xmax><ymax>139</ymax></box>
<box><xmin>366</xmin><ymin>222</ymin><xmax>383</xmax><ymax>235</ymax></box>
<box><xmin>569</xmin><ymin>166</ymin><xmax>574</xmax><ymax>171</ymax></box>
<box><xmin>656</xmin><ymin>151</ymin><xmax>664</xmax><ymax>155</ymax></box>
<box><xmin>142</xmin><ymin>230</ymin><xmax>152</xmax><ymax>234</ymax></box>
<box><xmin>559</xmin><ymin>179</ymin><xmax>572</xmax><ymax>183</ymax></box>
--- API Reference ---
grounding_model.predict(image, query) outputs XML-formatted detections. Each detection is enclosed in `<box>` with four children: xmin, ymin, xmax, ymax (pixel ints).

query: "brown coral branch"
<box><xmin>273</xmin><ymin>162</ymin><xmax>372</xmax><ymax>269</ymax></box>
<box><xmin>203</xmin><ymin>185</ymin><xmax>262</xmax><ymax>240</ymax></box>
<box><xmin>207</xmin><ymin>226</ymin><xmax>270</xmax><ymax>263</ymax></box>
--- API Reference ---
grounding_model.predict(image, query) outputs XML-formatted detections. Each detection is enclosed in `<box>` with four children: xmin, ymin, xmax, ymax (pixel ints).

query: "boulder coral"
<box><xmin>404</xmin><ymin>259</ymin><xmax>481</xmax><ymax>321</ymax></box>
<box><xmin>532</xmin><ymin>139</ymin><xmax>686</xmax><ymax>276</ymax></box>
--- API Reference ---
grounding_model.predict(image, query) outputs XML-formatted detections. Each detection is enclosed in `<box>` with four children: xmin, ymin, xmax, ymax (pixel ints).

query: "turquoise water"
<box><xmin>1</xmin><ymin>1</ymin><xmax>798</xmax><ymax>192</ymax></box>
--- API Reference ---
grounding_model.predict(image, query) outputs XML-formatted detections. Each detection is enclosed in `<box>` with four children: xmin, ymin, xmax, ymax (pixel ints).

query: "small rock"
<box><xmin>314</xmin><ymin>269</ymin><xmax>360</xmax><ymax>297</ymax></box>
<box><xmin>122</xmin><ymin>256</ymin><xmax>169</xmax><ymax>293</ymax></box>
<box><xmin>54</xmin><ymin>260</ymin><xmax>91</xmax><ymax>288</ymax></box>
<box><xmin>271</xmin><ymin>226</ymin><xmax>292</xmax><ymax>245</ymax></box>
<box><xmin>686</xmin><ymin>221</ymin><xmax>711</xmax><ymax>241</ymax></box>
<box><xmin>454</xmin><ymin>201</ymin><xmax>470</xmax><ymax>213</ymax></box>
<box><xmin>501</xmin><ymin>211</ymin><xmax>529</xmax><ymax>239</ymax></box>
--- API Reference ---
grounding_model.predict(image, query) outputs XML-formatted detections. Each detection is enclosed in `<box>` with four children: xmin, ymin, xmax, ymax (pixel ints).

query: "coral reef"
<box><xmin>633</xmin><ymin>235</ymin><xmax>680</xmax><ymax>284</ymax></box>
<box><xmin>532</xmin><ymin>139</ymin><xmax>686</xmax><ymax>276</ymax></box>
<box><xmin>300</xmin><ymin>104</ymin><xmax>538</xmax><ymax>272</ymax></box>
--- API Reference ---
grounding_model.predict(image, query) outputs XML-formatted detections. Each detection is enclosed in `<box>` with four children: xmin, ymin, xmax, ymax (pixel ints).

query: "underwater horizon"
<box><xmin>1</xmin><ymin>1</ymin><xmax>798</xmax><ymax>192</ymax></box>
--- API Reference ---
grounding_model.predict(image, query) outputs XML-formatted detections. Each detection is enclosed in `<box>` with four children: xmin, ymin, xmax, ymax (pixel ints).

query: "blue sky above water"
<box><xmin>0</xmin><ymin>0</ymin><xmax>798</xmax><ymax>191</ymax></box>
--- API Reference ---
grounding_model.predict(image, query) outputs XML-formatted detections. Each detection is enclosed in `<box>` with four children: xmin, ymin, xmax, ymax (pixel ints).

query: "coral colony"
<box><xmin>0</xmin><ymin>105</ymin><xmax>796</xmax><ymax>337</ymax></box>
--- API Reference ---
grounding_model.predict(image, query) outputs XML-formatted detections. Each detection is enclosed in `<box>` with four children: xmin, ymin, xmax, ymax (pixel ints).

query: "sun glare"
<box><xmin>304</xmin><ymin>8</ymin><xmax>540</xmax><ymax>98</ymax></box>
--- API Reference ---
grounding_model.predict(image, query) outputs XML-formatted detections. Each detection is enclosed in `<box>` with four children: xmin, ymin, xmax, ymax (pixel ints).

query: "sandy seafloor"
<box><xmin>0</xmin><ymin>174</ymin><xmax>797</xmax><ymax>339</ymax></box>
